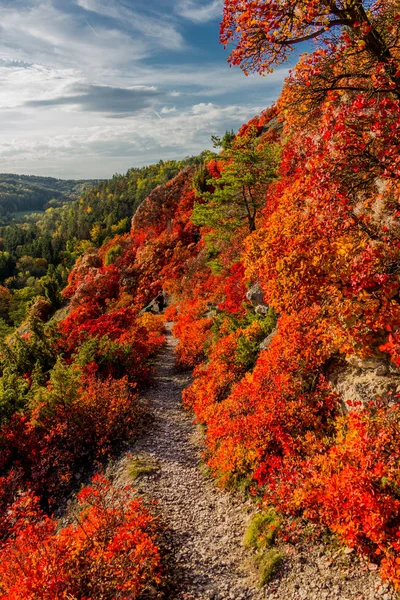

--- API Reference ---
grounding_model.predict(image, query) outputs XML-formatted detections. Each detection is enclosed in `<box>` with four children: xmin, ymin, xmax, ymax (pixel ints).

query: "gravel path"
<box><xmin>112</xmin><ymin>326</ymin><xmax>399</xmax><ymax>600</ymax></box>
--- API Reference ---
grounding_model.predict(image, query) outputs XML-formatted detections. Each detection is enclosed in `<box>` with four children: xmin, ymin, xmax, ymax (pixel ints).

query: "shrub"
<box><xmin>0</xmin><ymin>475</ymin><xmax>162</xmax><ymax>600</ymax></box>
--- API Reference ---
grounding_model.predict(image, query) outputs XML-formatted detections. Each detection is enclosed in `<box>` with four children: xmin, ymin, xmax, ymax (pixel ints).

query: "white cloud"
<box><xmin>0</xmin><ymin>62</ymin><xmax>80</xmax><ymax>109</ymax></box>
<box><xmin>0</xmin><ymin>0</ymin><xmax>286</xmax><ymax>178</ymax></box>
<box><xmin>177</xmin><ymin>0</ymin><xmax>222</xmax><ymax>23</ymax></box>
<box><xmin>0</xmin><ymin>0</ymin><xmax>185</xmax><ymax>74</ymax></box>
<box><xmin>0</xmin><ymin>103</ymin><xmax>265</xmax><ymax>178</ymax></box>
<box><xmin>75</xmin><ymin>0</ymin><xmax>184</xmax><ymax>50</ymax></box>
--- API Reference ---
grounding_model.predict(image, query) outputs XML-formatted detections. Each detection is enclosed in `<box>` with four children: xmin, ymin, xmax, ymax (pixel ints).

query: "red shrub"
<box><xmin>0</xmin><ymin>476</ymin><xmax>162</xmax><ymax>599</ymax></box>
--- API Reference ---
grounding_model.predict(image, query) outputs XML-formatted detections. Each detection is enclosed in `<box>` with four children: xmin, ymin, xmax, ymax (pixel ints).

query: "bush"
<box><xmin>0</xmin><ymin>365</ymin><xmax>140</xmax><ymax>506</ymax></box>
<box><xmin>0</xmin><ymin>475</ymin><xmax>162</xmax><ymax>599</ymax></box>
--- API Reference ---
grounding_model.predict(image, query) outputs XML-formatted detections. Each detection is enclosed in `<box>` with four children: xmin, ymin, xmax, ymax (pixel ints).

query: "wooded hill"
<box><xmin>0</xmin><ymin>173</ymin><xmax>101</xmax><ymax>218</ymax></box>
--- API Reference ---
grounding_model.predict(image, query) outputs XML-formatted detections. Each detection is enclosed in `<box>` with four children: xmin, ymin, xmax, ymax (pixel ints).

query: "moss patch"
<box><xmin>244</xmin><ymin>509</ymin><xmax>284</xmax><ymax>585</ymax></box>
<box><xmin>259</xmin><ymin>548</ymin><xmax>284</xmax><ymax>585</ymax></box>
<box><xmin>244</xmin><ymin>509</ymin><xmax>281</xmax><ymax>550</ymax></box>
<box><xmin>128</xmin><ymin>456</ymin><xmax>159</xmax><ymax>480</ymax></box>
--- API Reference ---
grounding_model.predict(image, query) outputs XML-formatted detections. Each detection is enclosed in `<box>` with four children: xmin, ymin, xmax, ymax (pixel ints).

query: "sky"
<box><xmin>0</xmin><ymin>0</ymin><xmax>288</xmax><ymax>179</ymax></box>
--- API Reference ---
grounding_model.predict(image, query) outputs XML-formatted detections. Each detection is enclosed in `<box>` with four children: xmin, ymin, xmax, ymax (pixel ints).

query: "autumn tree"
<box><xmin>221</xmin><ymin>0</ymin><xmax>400</xmax><ymax>96</ymax></box>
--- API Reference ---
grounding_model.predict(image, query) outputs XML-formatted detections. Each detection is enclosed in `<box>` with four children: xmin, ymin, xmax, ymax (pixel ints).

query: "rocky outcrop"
<box><xmin>327</xmin><ymin>355</ymin><xmax>400</xmax><ymax>412</ymax></box>
<box><xmin>260</xmin><ymin>327</ymin><xmax>278</xmax><ymax>351</ymax></box>
<box><xmin>246</xmin><ymin>282</ymin><xmax>265</xmax><ymax>307</ymax></box>
<box><xmin>261</xmin><ymin>115</ymin><xmax>284</xmax><ymax>135</ymax></box>
<box><xmin>140</xmin><ymin>291</ymin><xmax>169</xmax><ymax>315</ymax></box>
<box><xmin>79</xmin><ymin>248</ymin><xmax>102</xmax><ymax>269</ymax></box>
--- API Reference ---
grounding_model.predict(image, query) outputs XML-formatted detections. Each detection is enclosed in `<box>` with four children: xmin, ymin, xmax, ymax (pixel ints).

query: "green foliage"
<box><xmin>0</xmin><ymin>318</ymin><xmax>13</xmax><ymax>343</ymax></box>
<box><xmin>259</xmin><ymin>549</ymin><xmax>284</xmax><ymax>586</ymax></box>
<box><xmin>210</xmin><ymin>307</ymin><xmax>277</xmax><ymax>360</ymax></box>
<box><xmin>72</xmin><ymin>337</ymin><xmax>99</xmax><ymax>368</ymax></box>
<box><xmin>211</xmin><ymin>129</ymin><xmax>236</xmax><ymax>150</ymax></box>
<box><xmin>244</xmin><ymin>510</ymin><xmax>283</xmax><ymax>586</ymax></box>
<box><xmin>1</xmin><ymin>316</ymin><xmax>59</xmax><ymax>378</ymax></box>
<box><xmin>244</xmin><ymin>510</ymin><xmax>281</xmax><ymax>550</ymax></box>
<box><xmin>104</xmin><ymin>244</ymin><xmax>122</xmax><ymax>266</ymax></box>
<box><xmin>0</xmin><ymin>173</ymin><xmax>99</xmax><ymax>220</ymax></box>
<box><xmin>235</xmin><ymin>308</ymin><xmax>277</xmax><ymax>369</ymax></box>
<box><xmin>193</xmin><ymin>131</ymin><xmax>280</xmax><ymax>236</ymax></box>
<box><xmin>0</xmin><ymin>367</ymin><xmax>29</xmax><ymax>425</ymax></box>
<box><xmin>31</xmin><ymin>358</ymin><xmax>81</xmax><ymax>413</ymax></box>
<box><xmin>41</xmin><ymin>274</ymin><xmax>62</xmax><ymax>309</ymax></box>
<box><xmin>192</xmin><ymin>164</ymin><xmax>210</xmax><ymax>196</ymax></box>
<box><xmin>128</xmin><ymin>456</ymin><xmax>159</xmax><ymax>480</ymax></box>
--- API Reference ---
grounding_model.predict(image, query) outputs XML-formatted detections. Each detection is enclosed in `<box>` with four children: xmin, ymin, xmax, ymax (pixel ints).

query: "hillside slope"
<box><xmin>0</xmin><ymin>173</ymin><xmax>100</xmax><ymax>217</ymax></box>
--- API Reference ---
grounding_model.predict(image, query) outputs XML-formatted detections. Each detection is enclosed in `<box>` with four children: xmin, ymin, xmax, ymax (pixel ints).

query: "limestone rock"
<box><xmin>327</xmin><ymin>356</ymin><xmax>400</xmax><ymax>412</ymax></box>
<box><xmin>255</xmin><ymin>305</ymin><xmax>270</xmax><ymax>316</ymax></box>
<box><xmin>260</xmin><ymin>327</ymin><xmax>278</xmax><ymax>351</ymax></box>
<box><xmin>246</xmin><ymin>283</ymin><xmax>266</xmax><ymax>307</ymax></box>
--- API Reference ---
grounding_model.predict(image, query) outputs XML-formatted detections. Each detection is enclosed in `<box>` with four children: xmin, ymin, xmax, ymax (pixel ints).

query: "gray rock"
<box><xmin>255</xmin><ymin>304</ymin><xmax>270</xmax><ymax>316</ymax></box>
<box><xmin>260</xmin><ymin>327</ymin><xmax>278</xmax><ymax>351</ymax></box>
<box><xmin>246</xmin><ymin>282</ymin><xmax>266</xmax><ymax>307</ymax></box>
<box><xmin>327</xmin><ymin>355</ymin><xmax>400</xmax><ymax>412</ymax></box>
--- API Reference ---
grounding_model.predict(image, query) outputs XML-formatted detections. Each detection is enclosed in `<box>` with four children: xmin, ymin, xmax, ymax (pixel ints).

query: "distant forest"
<box><xmin>0</xmin><ymin>173</ymin><xmax>101</xmax><ymax>218</ymax></box>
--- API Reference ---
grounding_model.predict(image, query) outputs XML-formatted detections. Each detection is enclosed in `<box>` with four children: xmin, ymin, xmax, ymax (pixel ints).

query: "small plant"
<box><xmin>259</xmin><ymin>549</ymin><xmax>284</xmax><ymax>585</ymax></box>
<box><xmin>244</xmin><ymin>509</ymin><xmax>283</xmax><ymax>585</ymax></box>
<box><xmin>128</xmin><ymin>456</ymin><xmax>159</xmax><ymax>480</ymax></box>
<box><xmin>244</xmin><ymin>509</ymin><xmax>280</xmax><ymax>550</ymax></box>
<box><xmin>104</xmin><ymin>244</ymin><xmax>122</xmax><ymax>266</ymax></box>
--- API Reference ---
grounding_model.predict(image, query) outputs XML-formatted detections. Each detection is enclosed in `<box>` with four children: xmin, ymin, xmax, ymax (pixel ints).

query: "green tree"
<box><xmin>0</xmin><ymin>368</ymin><xmax>28</xmax><ymax>425</ymax></box>
<box><xmin>211</xmin><ymin>129</ymin><xmax>236</xmax><ymax>151</ymax></box>
<box><xmin>193</xmin><ymin>130</ymin><xmax>280</xmax><ymax>235</ymax></box>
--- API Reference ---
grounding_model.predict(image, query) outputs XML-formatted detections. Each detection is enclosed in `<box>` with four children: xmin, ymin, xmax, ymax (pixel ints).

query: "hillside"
<box><xmin>0</xmin><ymin>157</ymin><xmax>202</xmax><ymax>334</ymax></box>
<box><xmin>0</xmin><ymin>1</ymin><xmax>399</xmax><ymax>598</ymax></box>
<box><xmin>0</xmin><ymin>173</ymin><xmax>100</xmax><ymax>218</ymax></box>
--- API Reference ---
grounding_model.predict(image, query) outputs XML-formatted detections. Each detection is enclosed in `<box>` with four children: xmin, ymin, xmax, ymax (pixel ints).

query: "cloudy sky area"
<box><xmin>0</xmin><ymin>0</ymin><xmax>288</xmax><ymax>179</ymax></box>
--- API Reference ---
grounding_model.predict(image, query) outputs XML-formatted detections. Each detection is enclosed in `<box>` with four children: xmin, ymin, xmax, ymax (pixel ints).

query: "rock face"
<box><xmin>80</xmin><ymin>248</ymin><xmax>102</xmax><ymax>269</ymax></box>
<box><xmin>261</xmin><ymin>116</ymin><xmax>284</xmax><ymax>135</ymax></box>
<box><xmin>29</xmin><ymin>298</ymin><xmax>53</xmax><ymax>322</ymax></box>
<box><xmin>260</xmin><ymin>327</ymin><xmax>278</xmax><ymax>351</ymax></box>
<box><xmin>246</xmin><ymin>283</ymin><xmax>265</xmax><ymax>307</ymax></box>
<box><xmin>327</xmin><ymin>355</ymin><xmax>400</xmax><ymax>412</ymax></box>
<box><xmin>141</xmin><ymin>291</ymin><xmax>169</xmax><ymax>315</ymax></box>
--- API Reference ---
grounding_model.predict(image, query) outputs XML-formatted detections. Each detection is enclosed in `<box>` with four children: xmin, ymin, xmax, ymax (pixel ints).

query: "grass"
<box><xmin>244</xmin><ymin>510</ymin><xmax>281</xmax><ymax>550</ymax></box>
<box><xmin>128</xmin><ymin>456</ymin><xmax>159</xmax><ymax>480</ymax></box>
<box><xmin>259</xmin><ymin>549</ymin><xmax>284</xmax><ymax>585</ymax></box>
<box><xmin>244</xmin><ymin>509</ymin><xmax>284</xmax><ymax>585</ymax></box>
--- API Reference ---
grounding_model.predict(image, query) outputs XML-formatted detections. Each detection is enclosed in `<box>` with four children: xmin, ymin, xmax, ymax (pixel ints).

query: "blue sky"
<box><xmin>0</xmin><ymin>0</ymin><xmax>288</xmax><ymax>179</ymax></box>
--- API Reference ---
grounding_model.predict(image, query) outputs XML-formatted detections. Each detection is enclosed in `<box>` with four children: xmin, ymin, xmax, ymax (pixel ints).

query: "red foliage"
<box><xmin>0</xmin><ymin>374</ymin><xmax>139</xmax><ymax>509</ymax></box>
<box><xmin>164</xmin><ymin>39</ymin><xmax>400</xmax><ymax>588</ymax></box>
<box><xmin>173</xmin><ymin>298</ymin><xmax>213</xmax><ymax>367</ymax></box>
<box><xmin>0</xmin><ymin>476</ymin><xmax>162</xmax><ymax>599</ymax></box>
<box><xmin>258</xmin><ymin>402</ymin><xmax>400</xmax><ymax>587</ymax></box>
<box><xmin>217</xmin><ymin>262</ymin><xmax>247</xmax><ymax>315</ymax></box>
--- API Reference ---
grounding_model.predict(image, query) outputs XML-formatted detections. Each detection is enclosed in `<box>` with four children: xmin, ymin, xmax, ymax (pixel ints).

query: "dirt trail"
<box><xmin>112</xmin><ymin>326</ymin><xmax>398</xmax><ymax>600</ymax></box>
